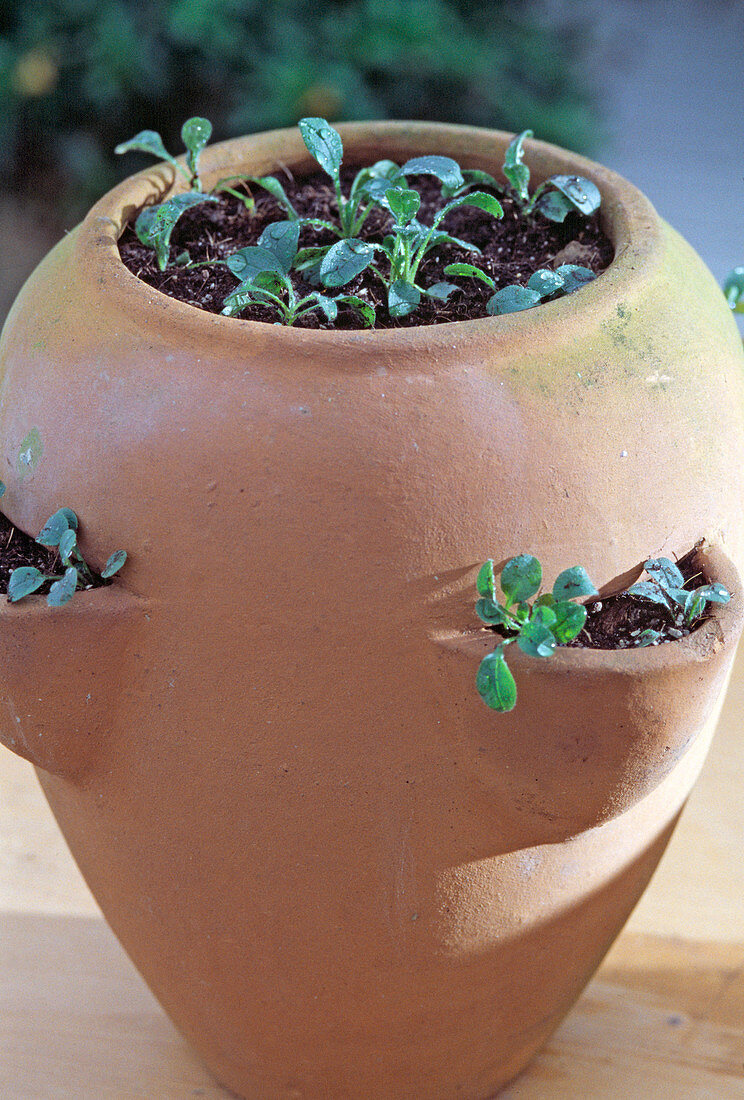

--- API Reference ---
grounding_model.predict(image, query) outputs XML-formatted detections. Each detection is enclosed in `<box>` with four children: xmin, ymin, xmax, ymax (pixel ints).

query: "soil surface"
<box><xmin>0</xmin><ymin>512</ymin><xmax>107</xmax><ymax>597</ymax></box>
<box><xmin>118</xmin><ymin>168</ymin><xmax>614</xmax><ymax>329</ymax></box>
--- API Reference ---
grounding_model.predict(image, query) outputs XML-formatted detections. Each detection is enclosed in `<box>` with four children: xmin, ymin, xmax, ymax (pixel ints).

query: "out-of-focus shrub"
<box><xmin>0</xmin><ymin>0</ymin><xmax>600</xmax><ymax>218</ymax></box>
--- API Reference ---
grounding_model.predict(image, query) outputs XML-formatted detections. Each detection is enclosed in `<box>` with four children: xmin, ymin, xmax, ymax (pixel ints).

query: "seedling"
<box><xmin>475</xmin><ymin>555</ymin><xmax>598</xmax><ymax>711</ymax></box>
<box><xmin>115</xmin><ymin>116</ymin><xmax>213</xmax><ymax>191</ymax></box>
<box><xmin>443</xmin><ymin>262</ymin><xmax>596</xmax><ymax>315</ymax></box>
<box><xmin>6</xmin><ymin>507</ymin><xmax>127</xmax><ymax>607</ymax></box>
<box><xmin>626</xmin><ymin>556</ymin><xmax>730</xmax><ymax>638</ymax></box>
<box><xmin>502</xmin><ymin>130</ymin><xmax>601</xmax><ymax>223</ymax></box>
<box><xmin>318</xmin><ymin>185</ymin><xmax>503</xmax><ymax>317</ymax></box>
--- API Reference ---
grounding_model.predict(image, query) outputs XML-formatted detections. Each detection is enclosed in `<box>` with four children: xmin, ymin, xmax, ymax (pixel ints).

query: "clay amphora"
<box><xmin>0</xmin><ymin>123</ymin><xmax>743</xmax><ymax>1098</ymax></box>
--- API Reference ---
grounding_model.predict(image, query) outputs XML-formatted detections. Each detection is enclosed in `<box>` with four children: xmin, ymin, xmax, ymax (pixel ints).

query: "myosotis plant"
<box><xmin>475</xmin><ymin>555</ymin><xmax>597</xmax><ymax>711</ymax></box>
<box><xmin>443</xmin><ymin>261</ymin><xmax>596</xmax><ymax>315</ymax></box>
<box><xmin>502</xmin><ymin>129</ymin><xmax>601</xmax><ymax>223</ymax></box>
<box><xmin>4</xmin><ymin>501</ymin><xmax>127</xmax><ymax>608</ymax></box>
<box><xmin>626</xmin><ymin>556</ymin><xmax>730</xmax><ymax>645</ymax></box>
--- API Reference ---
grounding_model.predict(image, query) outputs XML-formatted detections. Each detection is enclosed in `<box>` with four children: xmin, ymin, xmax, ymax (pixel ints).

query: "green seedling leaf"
<box><xmin>503</xmin><ymin>130</ymin><xmax>533</xmax><ymax>204</ymax></box>
<box><xmin>298</xmin><ymin>117</ymin><xmax>343</xmax><ymax>179</ymax></box>
<box><xmin>335</xmin><ymin>295</ymin><xmax>376</xmax><ymax>327</ymax></box>
<box><xmin>693</xmin><ymin>582</ymin><xmax>731</xmax><ymax>605</ymax></box>
<box><xmin>399</xmin><ymin>155</ymin><xmax>465</xmax><ymax>192</ymax></box>
<box><xmin>8</xmin><ymin>566</ymin><xmax>45</xmax><ymax>602</ymax></box>
<box><xmin>477</xmin><ymin>559</ymin><xmax>496</xmax><ymax>599</ymax></box>
<box><xmin>547</xmin><ymin>174</ymin><xmax>601</xmax><ymax>216</ymax></box>
<box><xmin>636</xmin><ymin>628</ymin><xmax>663</xmax><ymax>647</ymax></box>
<box><xmin>58</xmin><ymin>527</ymin><xmax>77</xmax><ymax>564</ymax></box>
<box><xmin>527</xmin><ymin>268</ymin><xmax>565</xmax><ymax>297</ymax></box>
<box><xmin>476</xmin><ymin>647</ymin><xmax>517</xmax><ymax>711</ymax></box>
<box><xmin>535</xmin><ymin>190</ymin><xmax>576</xmax><ymax>223</ymax></box>
<box><xmin>383</xmin><ymin>187</ymin><xmax>421</xmax><ymax>225</ymax></box>
<box><xmin>552</xmin><ymin>565</ymin><xmax>598</xmax><ymax>601</ymax></box>
<box><xmin>438</xmin><ymin>191</ymin><xmax>504</xmax><ymax>223</ymax></box>
<box><xmin>293</xmin><ymin>246</ymin><xmax>326</xmax><ymax>285</ymax></box>
<box><xmin>501</xmin><ymin>554</ymin><xmax>542</xmax><ymax>604</ymax></box>
<box><xmin>36</xmin><ymin>507</ymin><xmax>77</xmax><ymax>547</ymax></box>
<box><xmin>101</xmin><ymin>550</ymin><xmax>127</xmax><ymax>579</ymax></box>
<box><xmin>388</xmin><ymin>281</ymin><xmax>421</xmax><ymax>318</ymax></box>
<box><xmin>226</xmin><ymin>245</ymin><xmax>286</xmax><ymax>282</ymax></box>
<box><xmin>552</xmin><ymin>600</ymin><xmax>587</xmax><ymax>643</ymax></box>
<box><xmin>487</xmin><ymin>285</ymin><xmax>542</xmax><ymax>315</ymax></box>
<box><xmin>644</xmin><ymin>556</ymin><xmax>685</xmax><ymax>591</ymax></box>
<box><xmin>320</xmin><ymin>239</ymin><xmax>377</xmax><ymax>288</ymax></box>
<box><xmin>425</xmin><ymin>282</ymin><xmax>458</xmax><ymax>301</ymax></box>
<box><xmin>135</xmin><ymin>193</ymin><xmax>218</xmax><ymax>271</ymax></box>
<box><xmin>724</xmin><ymin>267</ymin><xmax>744</xmax><ymax>312</ymax></box>
<box><xmin>446</xmin><ymin>168</ymin><xmax>503</xmax><ymax>198</ymax></box>
<box><xmin>307</xmin><ymin>293</ymin><xmax>338</xmax><ymax>322</ymax></box>
<box><xmin>475</xmin><ymin>598</ymin><xmax>511</xmax><ymax>627</ymax></box>
<box><xmin>534</xmin><ymin>593</ymin><xmax>556</xmax><ymax>608</ymax></box>
<box><xmin>115</xmin><ymin>130</ymin><xmax>177</xmax><ymax>166</ymax></box>
<box><xmin>531</xmin><ymin>604</ymin><xmax>557</xmax><ymax>628</ymax></box>
<box><xmin>47</xmin><ymin>565</ymin><xmax>78</xmax><ymax>607</ymax></box>
<box><xmin>181</xmin><ymin>117</ymin><xmax>212</xmax><ymax>186</ymax></box>
<box><xmin>626</xmin><ymin>580</ymin><xmax>671</xmax><ymax>607</ymax></box>
<box><xmin>257</xmin><ymin>220</ymin><xmax>300</xmax><ymax>273</ymax></box>
<box><xmin>444</xmin><ymin>263</ymin><xmax>495</xmax><ymax>289</ymax></box>
<box><xmin>554</xmin><ymin>264</ymin><xmax>596</xmax><ymax>294</ymax></box>
<box><xmin>517</xmin><ymin>618</ymin><xmax>556</xmax><ymax>658</ymax></box>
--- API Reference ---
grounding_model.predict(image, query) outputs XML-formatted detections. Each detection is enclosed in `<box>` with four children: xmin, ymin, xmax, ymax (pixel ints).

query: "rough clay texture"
<box><xmin>0</xmin><ymin>122</ymin><xmax>743</xmax><ymax>1100</ymax></box>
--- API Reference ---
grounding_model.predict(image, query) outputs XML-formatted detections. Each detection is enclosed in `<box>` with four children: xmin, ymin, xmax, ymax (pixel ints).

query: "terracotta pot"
<box><xmin>1</xmin><ymin>123</ymin><xmax>743</xmax><ymax>1099</ymax></box>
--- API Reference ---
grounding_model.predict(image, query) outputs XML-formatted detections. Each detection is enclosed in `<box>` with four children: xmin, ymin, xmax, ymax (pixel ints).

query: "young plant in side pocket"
<box><xmin>475</xmin><ymin>555</ymin><xmax>598</xmax><ymax>711</ymax></box>
<box><xmin>626</xmin><ymin>556</ymin><xmax>730</xmax><ymax>645</ymax></box>
<box><xmin>6</xmin><ymin>506</ymin><xmax>127</xmax><ymax>608</ymax></box>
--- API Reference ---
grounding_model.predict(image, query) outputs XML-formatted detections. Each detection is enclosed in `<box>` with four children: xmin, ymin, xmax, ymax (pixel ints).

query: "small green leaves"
<box><xmin>476</xmin><ymin>559</ymin><xmax>496</xmax><ymax>599</ymax></box>
<box><xmin>383</xmin><ymin>187</ymin><xmax>421</xmax><ymax>225</ymax></box>
<box><xmin>500</xmin><ymin>554</ymin><xmax>542</xmax><ymax>604</ymax></box>
<box><xmin>335</xmin><ymin>295</ymin><xmax>376</xmax><ymax>327</ymax></box>
<box><xmin>181</xmin><ymin>117</ymin><xmax>212</xmax><ymax>189</ymax></box>
<box><xmin>8</xmin><ymin>567</ymin><xmax>45</xmax><ymax>602</ymax></box>
<box><xmin>36</xmin><ymin>507</ymin><xmax>78</xmax><ymax>547</ymax></box>
<box><xmin>102</xmin><ymin>550</ymin><xmax>128</xmax><ymax>578</ymax></box>
<box><xmin>115</xmin><ymin>129</ymin><xmax>176</xmax><ymax>165</ymax></box>
<box><xmin>320</xmin><ymin>239</ymin><xmax>377</xmax><ymax>288</ymax></box>
<box><xmin>135</xmin><ymin>193</ymin><xmax>218</xmax><ymax>271</ymax></box>
<box><xmin>475</xmin><ymin>598</ymin><xmax>511</xmax><ymax>626</ymax></box>
<box><xmin>527</xmin><ymin>269</ymin><xmax>564</xmax><ymax>297</ymax></box>
<box><xmin>552</xmin><ymin>600</ymin><xmax>587</xmax><ymax>643</ymax></box>
<box><xmin>545</xmin><ymin>175</ymin><xmax>601</xmax><ymax>217</ymax></box>
<box><xmin>438</xmin><ymin>191</ymin><xmax>504</xmax><ymax>223</ymax></box>
<box><xmin>644</xmin><ymin>557</ymin><xmax>685</xmax><ymax>590</ymax></box>
<box><xmin>257</xmin><ymin>221</ymin><xmax>301</xmax><ymax>273</ymax></box>
<box><xmin>48</xmin><ymin>566</ymin><xmax>79</xmax><ymax>607</ymax></box>
<box><xmin>487</xmin><ymin>286</ymin><xmax>542</xmax><ymax>315</ymax></box>
<box><xmin>503</xmin><ymin>130</ymin><xmax>533</xmax><ymax>204</ymax></box>
<box><xmin>444</xmin><ymin>263</ymin><xmax>495</xmax><ymax>289</ymax></box>
<box><xmin>399</xmin><ymin>155</ymin><xmax>465</xmax><ymax>192</ymax></box>
<box><xmin>553</xmin><ymin>565</ymin><xmax>598</xmax><ymax>602</ymax></box>
<box><xmin>226</xmin><ymin>245</ymin><xmax>286</xmax><ymax>282</ymax></box>
<box><xmin>476</xmin><ymin>647</ymin><xmax>517</xmax><ymax>712</ymax></box>
<box><xmin>555</xmin><ymin>264</ymin><xmax>596</xmax><ymax>294</ymax></box>
<box><xmin>388</xmin><ymin>280</ymin><xmax>421</xmax><ymax>318</ymax></box>
<box><xmin>626</xmin><ymin>580</ymin><xmax>672</xmax><ymax>607</ymax></box>
<box><xmin>724</xmin><ymin>267</ymin><xmax>744</xmax><ymax>313</ymax></box>
<box><xmin>516</xmin><ymin>614</ymin><xmax>557</xmax><ymax>658</ymax></box>
<box><xmin>299</xmin><ymin>117</ymin><xmax>343</xmax><ymax>179</ymax></box>
<box><xmin>58</xmin><ymin>527</ymin><xmax>77</xmax><ymax>564</ymax></box>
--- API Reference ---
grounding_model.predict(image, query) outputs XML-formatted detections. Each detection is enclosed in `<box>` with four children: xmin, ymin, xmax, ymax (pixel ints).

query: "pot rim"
<box><xmin>82</xmin><ymin>120</ymin><xmax>663</xmax><ymax>362</ymax></box>
<box><xmin>433</xmin><ymin>543</ymin><xmax>744</xmax><ymax>676</ymax></box>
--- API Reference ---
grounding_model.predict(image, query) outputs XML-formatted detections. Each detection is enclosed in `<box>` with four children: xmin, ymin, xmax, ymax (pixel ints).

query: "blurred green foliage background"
<box><xmin>0</xmin><ymin>0</ymin><xmax>600</xmax><ymax>219</ymax></box>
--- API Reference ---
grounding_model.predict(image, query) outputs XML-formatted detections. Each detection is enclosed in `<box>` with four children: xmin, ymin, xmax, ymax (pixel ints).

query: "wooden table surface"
<box><xmin>2</xmin><ymin>650</ymin><xmax>744</xmax><ymax>1098</ymax></box>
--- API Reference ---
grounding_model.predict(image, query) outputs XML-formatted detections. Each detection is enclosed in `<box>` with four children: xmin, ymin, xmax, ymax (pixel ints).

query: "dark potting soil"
<box><xmin>117</xmin><ymin>168</ymin><xmax>614</xmax><ymax>329</ymax></box>
<box><xmin>0</xmin><ymin>512</ymin><xmax>107</xmax><ymax>597</ymax></box>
